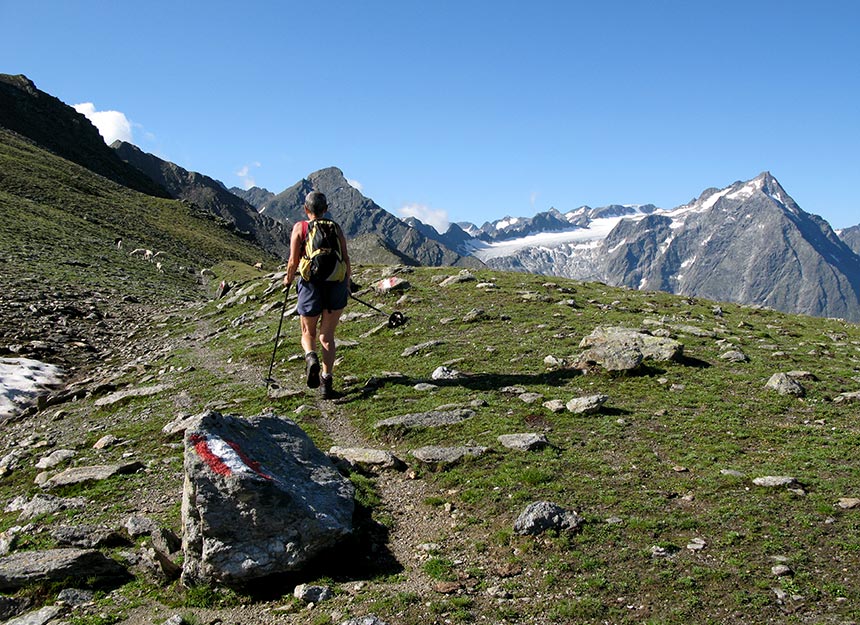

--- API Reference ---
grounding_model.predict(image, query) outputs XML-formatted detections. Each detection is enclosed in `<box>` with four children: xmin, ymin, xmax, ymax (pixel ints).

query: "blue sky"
<box><xmin>2</xmin><ymin>0</ymin><xmax>858</xmax><ymax>230</ymax></box>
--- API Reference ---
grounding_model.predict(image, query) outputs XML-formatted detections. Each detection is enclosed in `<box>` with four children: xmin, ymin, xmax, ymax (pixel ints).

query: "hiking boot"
<box><xmin>305</xmin><ymin>352</ymin><xmax>320</xmax><ymax>388</ymax></box>
<box><xmin>320</xmin><ymin>375</ymin><xmax>340</xmax><ymax>400</ymax></box>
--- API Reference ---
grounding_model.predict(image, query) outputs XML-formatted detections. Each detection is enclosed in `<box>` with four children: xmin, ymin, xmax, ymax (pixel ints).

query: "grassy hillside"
<box><xmin>2</xmin><ymin>255</ymin><xmax>859</xmax><ymax>624</ymax></box>
<box><xmin>0</xmin><ymin>127</ymin><xmax>277</xmax><ymax>304</ymax></box>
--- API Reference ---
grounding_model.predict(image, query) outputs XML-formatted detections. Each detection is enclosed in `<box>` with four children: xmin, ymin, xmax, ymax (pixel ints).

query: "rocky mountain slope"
<box><xmin>474</xmin><ymin>173</ymin><xmax>860</xmax><ymax>322</ymax></box>
<box><xmin>112</xmin><ymin>141</ymin><xmax>291</xmax><ymax>258</ymax></box>
<box><xmin>255</xmin><ymin>167</ymin><xmax>483</xmax><ymax>269</ymax></box>
<box><xmin>0</xmin><ymin>74</ymin><xmax>169</xmax><ymax>199</ymax></box>
<box><xmin>839</xmin><ymin>224</ymin><xmax>860</xmax><ymax>256</ymax></box>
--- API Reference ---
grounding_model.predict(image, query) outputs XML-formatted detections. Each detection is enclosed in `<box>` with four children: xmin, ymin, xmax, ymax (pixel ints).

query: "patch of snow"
<box><xmin>0</xmin><ymin>358</ymin><xmax>63</xmax><ymax>420</ymax></box>
<box><xmin>680</xmin><ymin>256</ymin><xmax>697</xmax><ymax>268</ymax></box>
<box><xmin>607</xmin><ymin>239</ymin><xmax>628</xmax><ymax>254</ymax></box>
<box><xmin>495</xmin><ymin>217</ymin><xmax>521</xmax><ymax>229</ymax></box>
<box><xmin>659</xmin><ymin>234</ymin><xmax>675</xmax><ymax>255</ymax></box>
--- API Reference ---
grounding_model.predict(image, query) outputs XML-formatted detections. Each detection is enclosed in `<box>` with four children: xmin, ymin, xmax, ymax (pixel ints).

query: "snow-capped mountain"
<box><xmin>469</xmin><ymin>173</ymin><xmax>860</xmax><ymax>322</ymax></box>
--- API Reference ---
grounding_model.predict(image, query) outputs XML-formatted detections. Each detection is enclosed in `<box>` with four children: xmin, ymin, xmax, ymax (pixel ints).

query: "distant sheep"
<box><xmin>129</xmin><ymin>248</ymin><xmax>153</xmax><ymax>261</ymax></box>
<box><xmin>254</xmin><ymin>262</ymin><xmax>263</xmax><ymax>270</ymax></box>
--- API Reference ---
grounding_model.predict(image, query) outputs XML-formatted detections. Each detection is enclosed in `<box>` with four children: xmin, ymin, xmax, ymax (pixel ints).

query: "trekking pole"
<box><xmin>265</xmin><ymin>283</ymin><xmax>291</xmax><ymax>388</ymax></box>
<box><xmin>348</xmin><ymin>292</ymin><xmax>407</xmax><ymax>328</ymax></box>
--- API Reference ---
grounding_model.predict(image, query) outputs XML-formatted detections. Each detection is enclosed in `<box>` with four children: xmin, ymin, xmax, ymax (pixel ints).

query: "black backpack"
<box><xmin>298</xmin><ymin>218</ymin><xmax>347</xmax><ymax>283</ymax></box>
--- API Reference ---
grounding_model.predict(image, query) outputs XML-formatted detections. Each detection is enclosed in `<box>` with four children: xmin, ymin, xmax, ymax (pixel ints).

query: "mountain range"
<box><xmin>2</xmin><ymin>72</ymin><xmax>859</xmax><ymax>322</ymax></box>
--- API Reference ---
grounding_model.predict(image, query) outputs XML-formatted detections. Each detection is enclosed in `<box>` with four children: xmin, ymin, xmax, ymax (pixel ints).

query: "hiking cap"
<box><xmin>305</xmin><ymin>191</ymin><xmax>328</xmax><ymax>215</ymax></box>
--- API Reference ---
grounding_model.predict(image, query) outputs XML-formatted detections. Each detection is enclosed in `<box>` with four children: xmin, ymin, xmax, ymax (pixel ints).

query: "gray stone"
<box><xmin>576</xmin><ymin>343</ymin><xmax>643</xmax><ymax>371</ymax></box>
<box><xmin>162</xmin><ymin>413</ymin><xmax>204</xmax><ymax>439</ymax></box>
<box><xmin>413</xmin><ymin>383</ymin><xmax>438</xmax><ymax>392</ymax></box>
<box><xmin>0</xmin><ymin>548</ymin><xmax>128</xmax><ymax>591</ymax></box>
<box><xmin>410</xmin><ymin>446</ymin><xmax>489</xmax><ymax>466</ymax></box>
<box><xmin>462</xmin><ymin>308</ymin><xmax>486</xmax><ymax>323</ymax></box>
<box><xmin>765</xmin><ymin>373</ymin><xmax>805</xmax><ymax>397</ymax></box>
<box><xmin>834</xmin><ymin>391</ymin><xmax>860</xmax><ymax>404</ymax></box>
<box><xmin>34</xmin><ymin>449</ymin><xmax>76</xmax><ymax>469</ymax></box>
<box><xmin>753</xmin><ymin>476</ymin><xmax>799</xmax><ymax>488</ymax></box>
<box><xmin>294</xmin><ymin>583</ymin><xmax>333</xmax><ymax>603</ymax></box>
<box><xmin>513</xmin><ymin>501</ymin><xmax>583</xmax><ymax>536</ymax></box>
<box><xmin>439</xmin><ymin>270</ymin><xmax>476</xmax><ymax>287</ymax></box>
<box><xmin>43</xmin><ymin>462</ymin><xmax>144</xmax><ymax>489</ymax></box>
<box><xmin>578</xmin><ymin>326</ymin><xmax>683</xmax><ymax>366</ymax></box>
<box><xmin>401</xmin><ymin>340</ymin><xmax>443</xmax><ymax>357</ymax></box>
<box><xmin>2</xmin><ymin>605</ymin><xmax>65</xmax><ymax>625</ymax></box>
<box><xmin>125</xmin><ymin>514</ymin><xmax>159</xmax><ymax>537</ymax></box>
<box><xmin>181</xmin><ymin>411</ymin><xmax>354</xmax><ymax>586</ymax></box>
<box><xmin>93</xmin><ymin>383</ymin><xmax>170</xmax><ymax>406</ymax></box>
<box><xmin>56</xmin><ymin>588</ymin><xmax>95</xmax><ymax>607</ymax></box>
<box><xmin>542</xmin><ymin>399</ymin><xmax>566</xmax><ymax>413</ymax></box>
<box><xmin>519</xmin><ymin>392</ymin><xmax>544</xmax><ymax>404</ymax></box>
<box><xmin>374</xmin><ymin>409</ymin><xmax>475</xmax><ymax>431</ymax></box>
<box><xmin>719</xmin><ymin>350</ymin><xmax>748</xmax><ymax>362</ymax></box>
<box><xmin>329</xmin><ymin>447</ymin><xmax>405</xmax><ymax>472</ymax></box>
<box><xmin>498</xmin><ymin>433</ymin><xmax>550</xmax><ymax>451</ymax></box>
<box><xmin>339</xmin><ymin>616</ymin><xmax>390</xmax><ymax>625</ymax></box>
<box><xmin>12</xmin><ymin>494</ymin><xmax>86</xmax><ymax>521</ymax></box>
<box><xmin>431</xmin><ymin>366</ymin><xmax>462</xmax><ymax>380</ymax></box>
<box><xmin>500</xmin><ymin>386</ymin><xmax>527</xmax><ymax>395</ymax></box>
<box><xmin>566</xmin><ymin>394</ymin><xmax>608</xmax><ymax>415</ymax></box>
<box><xmin>51</xmin><ymin>525</ymin><xmax>129</xmax><ymax>549</ymax></box>
<box><xmin>93</xmin><ymin>435</ymin><xmax>119</xmax><ymax>449</ymax></box>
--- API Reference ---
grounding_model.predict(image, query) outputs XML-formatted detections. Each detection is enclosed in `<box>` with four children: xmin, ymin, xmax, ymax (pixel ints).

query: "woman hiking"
<box><xmin>283</xmin><ymin>191</ymin><xmax>351</xmax><ymax>399</ymax></box>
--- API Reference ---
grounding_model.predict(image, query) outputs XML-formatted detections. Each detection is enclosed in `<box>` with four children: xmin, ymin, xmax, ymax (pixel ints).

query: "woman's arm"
<box><xmin>283</xmin><ymin>221</ymin><xmax>305</xmax><ymax>285</ymax></box>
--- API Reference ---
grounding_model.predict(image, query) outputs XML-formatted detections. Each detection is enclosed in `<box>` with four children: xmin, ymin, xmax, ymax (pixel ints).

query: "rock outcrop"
<box><xmin>181</xmin><ymin>411</ymin><xmax>354</xmax><ymax>586</ymax></box>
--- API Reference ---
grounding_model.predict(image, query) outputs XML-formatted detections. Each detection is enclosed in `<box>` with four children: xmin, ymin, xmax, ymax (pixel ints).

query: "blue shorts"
<box><xmin>296</xmin><ymin>278</ymin><xmax>349</xmax><ymax>316</ymax></box>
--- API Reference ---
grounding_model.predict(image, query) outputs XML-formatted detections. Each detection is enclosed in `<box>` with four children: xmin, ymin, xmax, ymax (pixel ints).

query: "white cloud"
<box><xmin>73</xmin><ymin>102</ymin><xmax>133</xmax><ymax>144</ymax></box>
<box><xmin>398</xmin><ymin>203</ymin><xmax>450</xmax><ymax>234</ymax></box>
<box><xmin>236</xmin><ymin>162</ymin><xmax>262</xmax><ymax>189</ymax></box>
<box><xmin>347</xmin><ymin>178</ymin><xmax>363</xmax><ymax>192</ymax></box>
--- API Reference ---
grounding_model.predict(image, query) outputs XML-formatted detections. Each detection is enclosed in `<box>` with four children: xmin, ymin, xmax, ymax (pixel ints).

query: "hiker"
<box><xmin>283</xmin><ymin>191</ymin><xmax>351</xmax><ymax>399</ymax></box>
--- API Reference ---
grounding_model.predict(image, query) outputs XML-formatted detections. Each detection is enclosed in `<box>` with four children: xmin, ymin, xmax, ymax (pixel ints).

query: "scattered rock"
<box><xmin>51</xmin><ymin>525</ymin><xmax>129</xmax><ymax>549</ymax></box>
<box><xmin>34</xmin><ymin>449</ymin><xmax>76</xmax><ymax>469</ymax></box>
<box><xmin>498</xmin><ymin>433</ymin><xmax>549</xmax><ymax>451</ymax></box>
<box><xmin>339</xmin><ymin>616</ymin><xmax>390</xmax><ymax>625</ymax></box>
<box><xmin>56</xmin><ymin>587</ymin><xmax>95</xmax><ymax>607</ymax></box>
<box><xmin>765</xmin><ymin>373</ymin><xmax>805</xmax><ymax>397</ymax></box>
<box><xmin>329</xmin><ymin>447</ymin><xmax>406</xmax><ymax>472</ymax></box>
<box><xmin>462</xmin><ymin>308</ymin><xmax>486</xmax><ymax>323</ymax></box>
<box><xmin>93</xmin><ymin>435</ymin><xmax>119</xmax><ymax>449</ymax></box>
<box><xmin>439</xmin><ymin>270</ymin><xmax>476</xmax><ymax>287</ymax></box>
<box><xmin>93</xmin><ymin>383</ymin><xmax>170</xmax><ymax>407</ymax></box>
<box><xmin>410</xmin><ymin>446</ymin><xmax>489</xmax><ymax>467</ymax></box>
<box><xmin>431</xmin><ymin>366</ymin><xmax>462</xmax><ymax>380</ymax></box>
<box><xmin>0</xmin><ymin>548</ymin><xmax>129</xmax><ymax>591</ymax></box>
<box><xmin>375</xmin><ymin>277</ymin><xmax>410</xmax><ymax>294</ymax></box>
<box><xmin>719</xmin><ymin>350</ymin><xmax>748</xmax><ymax>362</ymax></box>
<box><xmin>2</xmin><ymin>605</ymin><xmax>65</xmax><ymax>625</ymax></box>
<box><xmin>125</xmin><ymin>514</ymin><xmax>159</xmax><ymax>537</ymax></box>
<box><xmin>514</xmin><ymin>501</ymin><xmax>583</xmax><ymax>536</ymax></box>
<box><xmin>8</xmin><ymin>494</ymin><xmax>86</xmax><ymax>521</ymax></box>
<box><xmin>566</xmin><ymin>394</ymin><xmax>608</xmax><ymax>415</ymax></box>
<box><xmin>374</xmin><ymin>409</ymin><xmax>475</xmax><ymax>431</ymax></box>
<box><xmin>294</xmin><ymin>583</ymin><xmax>333</xmax><ymax>603</ymax></box>
<box><xmin>542</xmin><ymin>399</ymin><xmax>566</xmax><ymax>413</ymax></box>
<box><xmin>42</xmin><ymin>461</ymin><xmax>144</xmax><ymax>489</ymax></box>
<box><xmin>837</xmin><ymin>498</ymin><xmax>860</xmax><ymax>509</ymax></box>
<box><xmin>834</xmin><ymin>391</ymin><xmax>860</xmax><ymax>404</ymax></box>
<box><xmin>401</xmin><ymin>341</ymin><xmax>443</xmax><ymax>357</ymax></box>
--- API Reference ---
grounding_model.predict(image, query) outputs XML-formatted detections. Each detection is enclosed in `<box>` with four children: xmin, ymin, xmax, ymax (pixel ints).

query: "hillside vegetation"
<box><xmin>2</xmin><ymin>254</ymin><xmax>860</xmax><ymax>623</ymax></box>
<box><xmin>0</xmin><ymin>127</ymin><xmax>274</xmax><ymax>302</ymax></box>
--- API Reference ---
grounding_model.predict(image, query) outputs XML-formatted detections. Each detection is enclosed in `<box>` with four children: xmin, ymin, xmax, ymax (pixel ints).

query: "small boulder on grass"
<box><xmin>765</xmin><ymin>373</ymin><xmax>805</xmax><ymax>397</ymax></box>
<box><xmin>514</xmin><ymin>501</ymin><xmax>583</xmax><ymax>536</ymax></box>
<box><xmin>566</xmin><ymin>394</ymin><xmax>608</xmax><ymax>415</ymax></box>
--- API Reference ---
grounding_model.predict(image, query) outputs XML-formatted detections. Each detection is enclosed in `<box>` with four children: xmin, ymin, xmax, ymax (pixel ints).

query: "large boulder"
<box><xmin>575</xmin><ymin>326</ymin><xmax>683</xmax><ymax>371</ymax></box>
<box><xmin>181</xmin><ymin>411</ymin><xmax>354</xmax><ymax>586</ymax></box>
